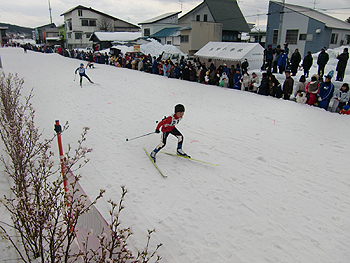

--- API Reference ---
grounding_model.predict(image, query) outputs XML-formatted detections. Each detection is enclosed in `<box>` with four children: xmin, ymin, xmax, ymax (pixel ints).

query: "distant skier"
<box><xmin>75</xmin><ymin>63</ymin><xmax>93</xmax><ymax>87</ymax></box>
<box><xmin>150</xmin><ymin>104</ymin><xmax>189</xmax><ymax>162</ymax></box>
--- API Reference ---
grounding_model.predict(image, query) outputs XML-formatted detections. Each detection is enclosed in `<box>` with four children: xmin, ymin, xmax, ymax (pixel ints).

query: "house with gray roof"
<box><xmin>150</xmin><ymin>27</ymin><xmax>190</xmax><ymax>48</ymax></box>
<box><xmin>266</xmin><ymin>1</ymin><xmax>350</xmax><ymax>57</ymax></box>
<box><xmin>61</xmin><ymin>5</ymin><xmax>139</xmax><ymax>49</ymax></box>
<box><xmin>139</xmin><ymin>11</ymin><xmax>182</xmax><ymax>38</ymax></box>
<box><xmin>178</xmin><ymin>0</ymin><xmax>250</xmax><ymax>55</ymax></box>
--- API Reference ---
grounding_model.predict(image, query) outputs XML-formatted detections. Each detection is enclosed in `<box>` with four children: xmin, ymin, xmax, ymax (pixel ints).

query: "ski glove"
<box><xmin>155</xmin><ymin>129</ymin><xmax>160</xmax><ymax>133</ymax></box>
<box><xmin>318</xmin><ymin>97</ymin><xmax>322</xmax><ymax>101</ymax></box>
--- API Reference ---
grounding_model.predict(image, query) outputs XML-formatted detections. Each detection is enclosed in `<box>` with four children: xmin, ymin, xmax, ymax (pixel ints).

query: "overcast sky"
<box><xmin>0</xmin><ymin>0</ymin><xmax>349</xmax><ymax>29</ymax></box>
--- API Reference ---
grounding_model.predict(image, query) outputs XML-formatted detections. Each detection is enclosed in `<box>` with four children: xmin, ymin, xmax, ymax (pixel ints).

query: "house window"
<box><xmin>75</xmin><ymin>32</ymin><xmax>82</xmax><ymax>39</ymax></box>
<box><xmin>330</xmin><ymin>33</ymin><xmax>338</xmax><ymax>44</ymax></box>
<box><xmin>299</xmin><ymin>33</ymin><xmax>313</xmax><ymax>41</ymax></box>
<box><xmin>204</xmin><ymin>14</ymin><xmax>208</xmax><ymax>22</ymax></box>
<box><xmin>78</xmin><ymin>10</ymin><xmax>83</xmax><ymax>17</ymax></box>
<box><xmin>89</xmin><ymin>20</ymin><xmax>96</xmax><ymax>27</ymax></box>
<box><xmin>81</xmin><ymin>20</ymin><xmax>88</xmax><ymax>26</ymax></box>
<box><xmin>67</xmin><ymin>33</ymin><xmax>71</xmax><ymax>39</ymax></box>
<box><xmin>167</xmin><ymin>41</ymin><xmax>172</xmax><ymax>45</ymax></box>
<box><xmin>144</xmin><ymin>28</ymin><xmax>150</xmax><ymax>37</ymax></box>
<box><xmin>285</xmin><ymin>29</ymin><xmax>299</xmax><ymax>45</ymax></box>
<box><xmin>196</xmin><ymin>15</ymin><xmax>200</xmax><ymax>21</ymax></box>
<box><xmin>272</xmin><ymin>29</ymin><xmax>278</xmax><ymax>45</ymax></box>
<box><xmin>67</xmin><ymin>21</ymin><xmax>72</xmax><ymax>31</ymax></box>
<box><xmin>181</xmin><ymin>35</ymin><xmax>189</xmax><ymax>43</ymax></box>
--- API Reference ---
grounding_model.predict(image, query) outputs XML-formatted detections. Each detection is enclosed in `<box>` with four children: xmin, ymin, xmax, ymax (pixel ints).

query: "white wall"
<box><xmin>280</xmin><ymin>8</ymin><xmax>309</xmax><ymax>58</ymax></box>
<box><xmin>179</xmin><ymin>4</ymin><xmax>214</xmax><ymax>27</ymax></box>
<box><xmin>141</xmin><ymin>15</ymin><xmax>179</xmax><ymax>37</ymax></box>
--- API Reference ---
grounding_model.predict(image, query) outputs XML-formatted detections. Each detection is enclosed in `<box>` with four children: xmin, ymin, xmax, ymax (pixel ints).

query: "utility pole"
<box><xmin>277</xmin><ymin>0</ymin><xmax>285</xmax><ymax>46</ymax></box>
<box><xmin>179</xmin><ymin>0</ymin><xmax>183</xmax><ymax>11</ymax></box>
<box><xmin>48</xmin><ymin>0</ymin><xmax>53</xmax><ymax>24</ymax></box>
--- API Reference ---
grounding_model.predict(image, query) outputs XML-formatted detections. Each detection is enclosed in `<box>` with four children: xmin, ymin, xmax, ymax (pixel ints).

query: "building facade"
<box><xmin>266</xmin><ymin>1</ymin><xmax>350</xmax><ymax>57</ymax></box>
<box><xmin>60</xmin><ymin>5</ymin><xmax>139</xmax><ymax>49</ymax></box>
<box><xmin>139</xmin><ymin>11</ymin><xmax>182</xmax><ymax>38</ymax></box>
<box><xmin>178</xmin><ymin>0</ymin><xmax>250</xmax><ymax>55</ymax></box>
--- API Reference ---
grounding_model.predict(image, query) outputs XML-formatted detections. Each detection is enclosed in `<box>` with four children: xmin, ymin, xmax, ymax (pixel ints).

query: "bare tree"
<box><xmin>97</xmin><ymin>16</ymin><xmax>114</xmax><ymax>32</ymax></box>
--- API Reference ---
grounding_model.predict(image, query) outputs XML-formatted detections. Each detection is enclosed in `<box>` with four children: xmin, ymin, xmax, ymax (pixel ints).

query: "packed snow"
<box><xmin>0</xmin><ymin>46</ymin><xmax>349</xmax><ymax>262</ymax></box>
<box><xmin>102</xmin><ymin>38</ymin><xmax>186</xmax><ymax>58</ymax></box>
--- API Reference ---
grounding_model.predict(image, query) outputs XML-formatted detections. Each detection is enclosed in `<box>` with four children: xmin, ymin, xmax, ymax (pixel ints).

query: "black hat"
<box><xmin>175</xmin><ymin>104</ymin><xmax>185</xmax><ymax>113</ymax></box>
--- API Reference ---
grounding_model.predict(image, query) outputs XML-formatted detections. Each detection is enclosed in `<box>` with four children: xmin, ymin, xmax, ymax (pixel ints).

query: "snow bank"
<box><xmin>102</xmin><ymin>39</ymin><xmax>186</xmax><ymax>58</ymax></box>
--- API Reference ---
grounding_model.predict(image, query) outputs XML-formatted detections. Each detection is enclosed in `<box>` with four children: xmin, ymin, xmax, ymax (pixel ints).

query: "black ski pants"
<box><xmin>155</xmin><ymin>128</ymin><xmax>183</xmax><ymax>152</ymax></box>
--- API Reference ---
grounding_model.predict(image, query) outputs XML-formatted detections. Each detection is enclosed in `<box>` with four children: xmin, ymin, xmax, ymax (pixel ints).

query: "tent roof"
<box><xmin>194</xmin><ymin>41</ymin><xmax>264</xmax><ymax>61</ymax></box>
<box><xmin>89</xmin><ymin>32</ymin><xmax>142</xmax><ymax>42</ymax></box>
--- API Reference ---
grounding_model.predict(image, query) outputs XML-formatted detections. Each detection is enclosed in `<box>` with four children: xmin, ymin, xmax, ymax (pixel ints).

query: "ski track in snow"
<box><xmin>0</xmin><ymin>47</ymin><xmax>349</xmax><ymax>262</ymax></box>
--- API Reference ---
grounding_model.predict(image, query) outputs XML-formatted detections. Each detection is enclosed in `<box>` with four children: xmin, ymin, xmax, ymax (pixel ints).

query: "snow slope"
<box><xmin>0</xmin><ymin>47</ymin><xmax>349</xmax><ymax>262</ymax></box>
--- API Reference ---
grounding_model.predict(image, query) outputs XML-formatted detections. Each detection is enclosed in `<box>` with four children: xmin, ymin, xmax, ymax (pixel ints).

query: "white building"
<box><xmin>138</xmin><ymin>11</ymin><xmax>182</xmax><ymax>38</ymax></box>
<box><xmin>60</xmin><ymin>5</ymin><xmax>140</xmax><ymax>49</ymax></box>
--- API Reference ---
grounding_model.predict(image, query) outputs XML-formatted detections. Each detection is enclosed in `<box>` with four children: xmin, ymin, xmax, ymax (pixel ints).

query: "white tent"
<box><xmin>194</xmin><ymin>42</ymin><xmax>264</xmax><ymax>70</ymax></box>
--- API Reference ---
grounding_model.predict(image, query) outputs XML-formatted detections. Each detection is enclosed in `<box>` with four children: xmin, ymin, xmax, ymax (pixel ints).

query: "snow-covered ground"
<box><xmin>0</xmin><ymin>47</ymin><xmax>349</xmax><ymax>262</ymax></box>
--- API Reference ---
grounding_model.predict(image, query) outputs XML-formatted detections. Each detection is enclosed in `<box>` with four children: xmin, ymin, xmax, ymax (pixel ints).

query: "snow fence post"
<box><xmin>54</xmin><ymin>120</ymin><xmax>68</xmax><ymax>194</ymax></box>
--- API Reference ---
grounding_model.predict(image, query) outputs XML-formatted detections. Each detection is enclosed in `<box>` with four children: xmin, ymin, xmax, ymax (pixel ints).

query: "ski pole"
<box><xmin>74</xmin><ymin>74</ymin><xmax>76</xmax><ymax>81</ymax></box>
<box><xmin>126</xmin><ymin>132</ymin><xmax>155</xmax><ymax>141</ymax></box>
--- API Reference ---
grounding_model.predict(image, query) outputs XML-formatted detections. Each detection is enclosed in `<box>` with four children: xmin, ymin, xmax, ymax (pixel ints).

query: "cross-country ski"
<box><xmin>143</xmin><ymin>148</ymin><xmax>167</xmax><ymax>178</ymax></box>
<box><xmin>161</xmin><ymin>151</ymin><xmax>219</xmax><ymax>166</ymax></box>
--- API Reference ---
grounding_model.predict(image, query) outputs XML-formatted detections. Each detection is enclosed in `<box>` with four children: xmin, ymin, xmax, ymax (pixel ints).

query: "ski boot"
<box><xmin>177</xmin><ymin>148</ymin><xmax>190</xmax><ymax>158</ymax></box>
<box><xmin>150</xmin><ymin>150</ymin><xmax>157</xmax><ymax>162</ymax></box>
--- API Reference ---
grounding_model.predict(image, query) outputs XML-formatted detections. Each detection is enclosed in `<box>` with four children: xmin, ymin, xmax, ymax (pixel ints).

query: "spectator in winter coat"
<box><xmin>265</xmin><ymin>45</ymin><xmax>274</xmax><ymax>71</ymax></box>
<box><xmin>249</xmin><ymin>72</ymin><xmax>259</xmax><ymax>93</ymax></box>
<box><xmin>223</xmin><ymin>63</ymin><xmax>229</xmax><ymax>75</ymax></box>
<box><xmin>219</xmin><ymin>72</ymin><xmax>229</xmax><ymax>87</ymax></box>
<box><xmin>317</xmin><ymin>47</ymin><xmax>329</xmax><ymax>78</ymax></box>
<box><xmin>294</xmin><ymin>75</ymin><xmax>306</xmax><ymax>97</ymax></box>
<box><xmin>163</xmin><ymin>61</ymin><xmax>170</xmax><ymax>77</ymax></box>
<box><xmin>332</xmin><ymin>83</ymin><xmax>350</xmax><ymax>112</ymax></box>
<box><xmin>283</xmin><ymin>70</ymin><xmax>294</xmax><ymax>100</ymax></box>
<box><xmin>296</xmin><ymin>90</ymin><xmax>307</xmax><ymax>103</ymax></box>
<box><xmin>284</xmin><ymin>43</ymin><xmax>289</xmax><ymax>57</ymax></box>
<box><xmin>269</xmin><ymin>74</ymin><xmax>282</xmax><ymax>98</ymax></box>
<box><xmin>339</xmin><ymin>104</ymin><xmax>350</xmax><ymax>115</ymax></box>
<box><xmin>152</xmin><ymin>57</ymin><xmax>158</xmax><ymax>74</ymax></box>
<box><xmin>305</xmin><ymin>74</ymin><xmax>320</xmax><ymax>106</ymax></box>
<box><xmin>228</xmin><ymin>68</ymin><xmax>235</xmax><ymax>88</ymax></box>
<box><xmin>273</xmin><ymin>45</ymin><xmax>281</xmax><ymax>73</ymax></box>
<box><xmin>241</xmin><ymin>59</ymin><xmax>249</xmax><ymax>74</ymax></box>
<box><xmin>318</xmin><ymin>74</ymin><xmax>335</xmax><ymax>110</ymax></box>
<box><xmin>240</xmin><ymin>72</ymin><xmax>250</xmax><ymax>91</ymax></box>
<box><xmin>258</xmin><ymin>73</ymin><xmax>270</xmax><ymax>95</ymax></box>
<box><xmin>296</xmin><ymin>90</ymin><xmax>307</xmax><ymax>104</ymax></box>
<box><xmin>336</xmin><ymin>48</ymin><xmax>349</xmax><ymax>82</ymax></box>
<box><xmin>290</xmin><ymin>49</ymin><xmax>301</xmax><ymax>76</ymax></box>
<box><xmin>278</xmin><ymin>50</ymin><xmax>287</xmax><ymax>74</ymax></box>
<box><xmin>233</xmin><ymin>68</ymin><xmax>243</xmax><ymax>89</ymax></box>
<box><xmin>302</xmin><ymin>51</ymin><xmax>313</xmax><ymax>77</ymax></box>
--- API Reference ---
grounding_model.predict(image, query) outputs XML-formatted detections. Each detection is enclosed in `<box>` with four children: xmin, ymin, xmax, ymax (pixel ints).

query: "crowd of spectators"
<box><xmin>6</xmin><ymin>42</ymin><xmax>350</xmax><ymax>115</ymax></box>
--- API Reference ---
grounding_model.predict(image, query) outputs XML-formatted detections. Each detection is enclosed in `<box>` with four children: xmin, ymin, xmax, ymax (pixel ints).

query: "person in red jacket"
<box><xmin>150</xmin><ymin>104</ymin><xmax>189</xmax><ymax>162</ymax></box>
<box><xmin>339</xmin><ymin>104</ymin><xmax>350</xmax><ymax>115</ymax></box>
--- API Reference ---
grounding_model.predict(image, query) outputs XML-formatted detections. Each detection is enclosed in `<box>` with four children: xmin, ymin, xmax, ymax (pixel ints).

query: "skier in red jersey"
<box><xmin>150</xmin><ymin>104</ymin><xmax>189</xmax><ymax>162</ymax></box>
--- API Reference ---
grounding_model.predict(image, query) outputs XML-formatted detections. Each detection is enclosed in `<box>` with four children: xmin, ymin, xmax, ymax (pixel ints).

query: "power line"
<box><xmin>0</xmin><ymin>4</ymin><xmax>45</xmax><ymax>27</ymax></box>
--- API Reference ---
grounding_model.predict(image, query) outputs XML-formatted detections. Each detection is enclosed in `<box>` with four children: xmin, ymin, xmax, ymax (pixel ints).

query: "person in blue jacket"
<box><xmin>75</xmin><ymin>63</ymin><xmax>93</xmax><ymax>86</ymax></box>
<box><xmin>318</xmin><ymin>74</ymin><xmax>335</xmax><ymax>110</ymax></box>
<box><xmin>233</xmin><ymin>68</ymin><xmax>242</xmax><ymax>89</ymax></box>
<box><xmin>278</xmin><ymin>50</ymin><xmax>287</xmax><ymax>74</ymax></box>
